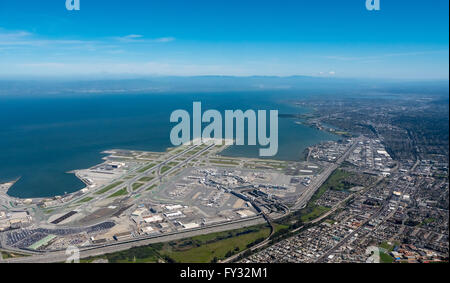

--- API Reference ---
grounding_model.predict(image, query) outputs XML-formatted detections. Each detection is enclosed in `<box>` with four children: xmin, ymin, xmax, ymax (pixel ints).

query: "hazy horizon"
<box><xmin>1</xmin><ymin>75</ymin><xmax>448</xmax><ymax>97</ymax></box>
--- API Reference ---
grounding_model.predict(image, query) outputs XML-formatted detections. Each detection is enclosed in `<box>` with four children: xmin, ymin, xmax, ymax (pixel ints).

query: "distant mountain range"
<box><xmin>0</xmin><ymin>76</ymin><xmax>448</xmax><ymax>97</ymax></box>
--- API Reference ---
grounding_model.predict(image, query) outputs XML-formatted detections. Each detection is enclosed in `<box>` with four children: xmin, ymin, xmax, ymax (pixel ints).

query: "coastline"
<box><xmin>3</xmin><ymin>100</ymin><xmax>339</xmax><ymax>200</ymax></box>
<box><xmin>5</xmin><ymin>125</ymin><xmax>339</xmax><ymax>200</ymax></box>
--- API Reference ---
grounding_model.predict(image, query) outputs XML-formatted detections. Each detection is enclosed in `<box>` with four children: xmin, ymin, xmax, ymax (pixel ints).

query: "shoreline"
<box><xmin>3</xmin><ymin>109</ymin><xmax>340</xmax><ymax>201</ymax></box>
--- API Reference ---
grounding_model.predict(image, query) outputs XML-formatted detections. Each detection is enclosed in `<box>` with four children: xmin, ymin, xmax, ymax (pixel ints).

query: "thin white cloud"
<box><xmin>0</xmin><ymin>30</ymin><xmax>31</xmax><ymax>39</ymax></box>
<box><xmin>113</xmin><ymin>34</ymin><xmax>175</xmax><ymax>43</ymax></box>
<box><xmin>153</xmin><ymin>37</ymin><xmax>176</xmax><ymax>43</ymax></box>
<box><xmin>9</xmin><ymin>61</ymin><xmax>278</xmax><ymax>77</ymax></box>
<box><xmin>0</xmin><ymin>29</ymin><xmax>175</xmax><ymax>47</ymax></box>
<box><xmin>125</xmin><ymin>34</ymin><xmax>143</xmax><ymax>39</ymax></box>
<box><xmin>323</xmin><ymin>50</ymin><xmax>448</xmax><ymax>61</ymax></box>
<box><xmin>316</xmin><ymin>71</ymin><xmax>336</xmax><ymax>77</ymax></box>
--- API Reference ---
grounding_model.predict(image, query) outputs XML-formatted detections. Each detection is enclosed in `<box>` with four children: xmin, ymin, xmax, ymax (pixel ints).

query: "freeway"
<box><xmin>315</xmin><ymin>203</ymin><xmax>385</xmax><ymax>263</ymax></box>
<box><xmin>4</xmin><ymin>215</ymin><xmax>265</xmax><ymax>263</ymax></box>
<box><xmin>2</xmin><ymin>138</ymin><xmax>362</xmax><ymax>263</ymax></box>
<box><xmin>222</xmin><ymin>142</ymin><xmax>361</xmax><ymax>263</ymax></box>
<box><xmin>221</xmin><ymin>211</ymin><xmax>275</xmax><ymax>263</ymax></box>
<box><xmin>292</xmin><ymin>139</ymin><xmax>359</xmax><ymax>210</ymax></box>
<box><xmin>315</xmin><ymin>164</ymin><xmax>397</xmax><ymax>262</ymax></box>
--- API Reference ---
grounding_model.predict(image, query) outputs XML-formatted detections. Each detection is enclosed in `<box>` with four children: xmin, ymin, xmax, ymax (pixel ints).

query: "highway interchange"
<box><xmin>1</xmin><ymin>138</ymin><xmax>360</xmax><ymax>263</ymax></box>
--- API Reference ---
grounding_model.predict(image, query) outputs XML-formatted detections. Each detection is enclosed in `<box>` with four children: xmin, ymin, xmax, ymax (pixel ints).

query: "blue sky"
<box><xmin>0</xmin><ymin>0</ymin><xmax>448</xmax><ymax>79</ymax></box>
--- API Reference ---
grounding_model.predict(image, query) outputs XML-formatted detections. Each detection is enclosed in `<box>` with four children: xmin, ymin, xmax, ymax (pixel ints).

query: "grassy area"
<box><xmin>252</xmin><ymin>161</ymin><xmax>287</xmax><ymax>169</ymax></box>
<box><xmin>107</xmin><ymin>188</ymin><xmax>128</xmax><ymax>198</ymax></box>
<box><xmin>160</xmin><ymin>166</ymin><xmax>171</xmax><ymax>174</ymax></box>
<box><xmin>186</xmin><ymin>149</ymin><xmax>201</xmax><ymax>156</ymax></box>
<box><xmin>160</xmin><ymin>225</ymin><xmax>270</xmax><ymax>263</ymax></box>
<box><xmin>380</xmin><ymin>241</ymin><xmax>400</xmax><ymax>252</ymax></box>
<box><xmin>138</xmin><ymin>176</ymin><xmax>154</xmax><ymax>182</ymax></box>
<box><xmin>322</xmin><ymin>169</ymin><xmax>352</xmax><ymax>192</ymax></box>
<box><xmin>95</xmin><ymin>181</ymin><xmax>123</xmax><ymax>195</ymax></box>
<box><xmin>380</xmin><ymin>242</ymin><xmax>392</xmax><ymax>251</ymax></box>
<box><xmin>275</xmin><ymin>169</ymin><xmax>351</xmax><ymax>227</ymax></box>
<box><xmin>146</xmin><ymin>184</ymin><xmax>158</xmax><ymax>191</ymax></box>
<box><xmin>273</xmin><ymin>223</ymin><xmax>289</xmax><ymax>233</ymax></box>
<box><xmin>132</xmin><ymin>183</ymin><xmax>144</xmax><ymax>191</ymax></box>
<box><xmin>1</xmin><ymin>250</ymin><xmax>30</xmax><ymax>259</ymax></box>
<box><xmin>77</xmin><ymin>197</ymin><xmax>94</xmax><ymax>204</ymax></box>
<box><xmin>300</xmin><ymin>206</ymin><xmax>330</xmax><ymax>222</ymax></box>
<box><xmin>380</xmin><ymin>252</ymin><xmax>394</xmax><ymax>263</ymax></box>
<box><xmin>82</xmin><ymin>244</ymin><xmax>163</xmax><ymax>263</ymax></box>
<box><xmin>82</xmin><ymin>225</ymin><xmax>270</xmax><ymax>263</ymax></box>
<box><xmin>309</xmin><ymin>170</ymin><xmax>351</xmax><ymax>204</ymax></box>
<box><xmin>422</xmin><ymin>218</ymin><xmax>436</xmax><ymax>224</ymax></box>
<box><xmin>295</xmin><ymin>170</ymin><xmax>348</xmax><ymax>222</ymax></box>
<box><xmin>137</xmin><ymin>163</ymin><xmax>156</xmax><ymax>173</ymax></box>
<box><xmin>209</xmin><ymin>160</ymin><xmax>239</xmax><ymax>166</ymax></box>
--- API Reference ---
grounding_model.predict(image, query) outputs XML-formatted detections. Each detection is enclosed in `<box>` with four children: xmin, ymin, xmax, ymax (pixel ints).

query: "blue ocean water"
<box><xmin>0</xmin><ymin>92</ymin><xmax>337</xmax><ymax>198</ymax></box>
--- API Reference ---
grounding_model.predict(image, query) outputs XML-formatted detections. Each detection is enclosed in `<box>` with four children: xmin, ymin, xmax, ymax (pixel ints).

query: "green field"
<box><xmin>107</xmin><ymin>188</ymin><xmax>128</xmax><ymax>198</ymax></box>
<box><xmin>137</xmin><ymin>163</ymin><xmax>156</xmax><ymax>173</ymax></box>
<box><xmin>251</xmin><ymin>161</ymin><xmax>287</xmax><ymax>169</ymax></box>
<box><xmin>209</xmin><ymin>160</ymin><xmax>239</xmax><ymax>166</ymax></box>
<box><xmin>77</xmin><ymin>197</ymin><xmax>94</xmax><ymax>204</ymax></box>
<box><xmin>379</xmin><ymin>241</ymin><xmax>399</xmax><ymax>252</ymax></box>
<box><xmin>422</xmin><ymin>218</ymin><xmax>436</xmax><ymax>225</ymax></box>
<box><xmin>160</xmin><ymin>166</ymin><xmax>172</xmax><ymax>174</ymax></box>
<box><xmin>160</xmin><ymin>225</ymin><xmax>270</xmax><ymax>263</ymax></box>
<box><xmin>322</xmin><ymin>169</ymin><xmax>352</xmax><ymax>192</ymax></box>
<box><xmin>138</xmin><ymin>176</ymin><xmax>154</xmax><ymax>182</ymax></box>
<box><xmin>273</xmin><ymin>223</ymin><xmax>289</xmax><ymax>233</ymax></box>
<box><xmin>82</xmin><ymin>225</ymin><xmax>270</xmax><ymax>263</ymax></box>
<box><xmin>146</xmin><ymin>184</ymin><xmax>158</xmax><ymax>191</ymax></box>
<box><xmin>380</xmin><ymin>252</ymin><xmax>394</xmax><ymax>263</ymax></box>
<box><xmin>300</xmin><ymin>206</ymin><xmax>331</xmax><ymax>222</ymax></box>
<box><xmin>82</xmin><ymin>244</ymin><xmax>163</xmax><ymax>263</ymax></box>
<box><xmin>275</xmin><ymin>168</ymin><xmax>351</xmax><ymax>227</ymax></box>
<box><xmin>296</xmin><ymin>170</ymin><xmax>348</xmax><ymax>222</ymax></box>
<box><xmin>1</xmin><ymin>250</ymin><xmax>30</xmax><ymax>259</ymax></box>
<box><xmin>132</xmin><ymin>183</ymin><xmax>144</xmax><ymax>191</ymax></box>
<box><xmin>95</xmin><ymin>181</ymin><xmax>123</xmax><ymax>195</ymax></box>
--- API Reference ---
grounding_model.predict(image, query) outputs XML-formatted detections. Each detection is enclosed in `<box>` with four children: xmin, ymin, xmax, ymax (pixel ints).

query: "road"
<box><xmin>315</xmin><ymin>203</ymin><xmax>385</xmax><ymax>263</ymax></box>
<box><xmin>222</xmin><ymin>140</ymin><xmax>361</xmax><ymax>263</ymax></box>
<box><xmin>221</xmin><ymin>212</ymin><xmax>275</xmax><ymax>263</ymax></box>
<box><xmin>3</xmin><ymin>216</ymin><xmax>266</xmax><ymax>263</ymax></box>
<box><xmin>315</xmin><ymin>170</ymin><xmax>394</xmax><ymax>262</ymax></box>
<box><xmin>3</xmin><ymin>139</ymin><xmax>362</xmax><ymax>263</ymax></box>
<box><xmin>292</xmin><ymin>139</ymin><xmax>359</xmax><ymax>210</ymax></box>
